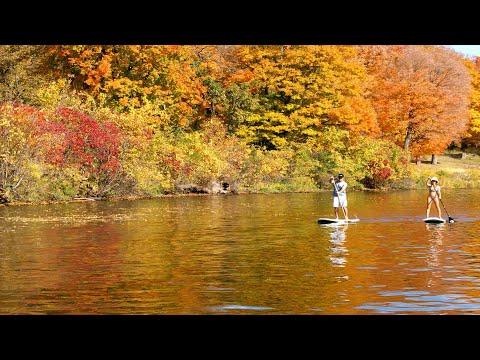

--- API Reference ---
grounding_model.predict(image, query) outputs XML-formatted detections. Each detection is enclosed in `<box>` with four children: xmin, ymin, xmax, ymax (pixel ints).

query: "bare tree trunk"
<box><xmin>431</xmin><ymin>154</ymin><xmax>438</xmax><ymax>165</ymax></box>
<box><xmin>404</xmin><ymin>120</ymin><xmax>414</xmax><ymax>152</ymax></box>
<box><xmin>404</xmin><ymin>128</ymin><xmax>412</xmax><ymax>151</ymax></box>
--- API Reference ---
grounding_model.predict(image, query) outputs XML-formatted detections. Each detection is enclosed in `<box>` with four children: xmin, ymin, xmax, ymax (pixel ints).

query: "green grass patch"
<box><xmin>411</xmin><ymin>152</ymin><xmax>480</xmax><ymax>188</ymax></box>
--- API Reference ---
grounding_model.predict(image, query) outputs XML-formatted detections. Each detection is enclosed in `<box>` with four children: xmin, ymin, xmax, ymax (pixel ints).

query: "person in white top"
<box><xmin>329</xmin><ymin>173</ymin><xmax>348</xmax><ymax>220</ymax></box>
<box><xmin>426</xmin><ymin>176</ymin><xmax>442</xmax><ymax>218</ymax></box>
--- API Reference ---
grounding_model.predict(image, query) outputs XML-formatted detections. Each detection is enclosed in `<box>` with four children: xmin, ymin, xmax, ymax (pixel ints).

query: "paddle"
<box><xmin>435</xmin><ymin>188</ymin><xmax>455</xmax><ymax>223</ymax></box>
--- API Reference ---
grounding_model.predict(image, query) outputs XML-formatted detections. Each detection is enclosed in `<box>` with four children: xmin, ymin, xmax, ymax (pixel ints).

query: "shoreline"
<box><xmin>0</xmin><ymin>192</ymin><xmax>222</xmax><ymax>207</ymax></box>
<box><xmin>0</xmin><ymin>187</ymin><xmax>420</xmax><ymax>207</ymax></box>
<box><xmin>2</xmin><ymin>152</ymin><xmax>478</xmax><ymax>208</ymax></box>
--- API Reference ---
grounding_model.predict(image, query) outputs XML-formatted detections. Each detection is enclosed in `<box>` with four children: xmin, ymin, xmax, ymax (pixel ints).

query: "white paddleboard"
<box><xmin>317</xmin><ymin>218</ymin><xmax>360</xmax><ymax>224</ymax></box>
<box><xmin>423</xmin><ymin>217</ymin><xmax>446</xmax><ymax>224</ymax></box>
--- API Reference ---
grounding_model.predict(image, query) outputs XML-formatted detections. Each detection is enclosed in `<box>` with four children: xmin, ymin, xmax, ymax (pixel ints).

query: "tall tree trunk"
<box><xmin>431</xmin><ymin>154</ymin><xmax>437</xmax><ymax>165</ymax></box>
<box><xmin>404</xmin><ymin>127</ymin><xmax>412</xmax><ymax>151</ymax></box>
<box><xmin>404</xmin><ymin>112</ymin><xmax>415</xmax><ymax>152</ymax></box>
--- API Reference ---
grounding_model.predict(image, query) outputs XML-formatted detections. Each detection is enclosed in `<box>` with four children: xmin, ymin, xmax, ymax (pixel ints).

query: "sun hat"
<box><xmin>431</xmin><ymin>176</ymin><xmax>438</xmax><ymax>182</ymax></box>
<box><xmin>338</xmin><ymin>173</ymin><xmax>344</xmax><ymax>178</ymax></box>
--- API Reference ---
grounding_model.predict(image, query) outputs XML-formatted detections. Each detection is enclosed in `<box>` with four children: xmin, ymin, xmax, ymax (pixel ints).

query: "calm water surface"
<box><xmin>1</xmin><ymin>189</ymin><xmax>480</xmax><ymax>315</ymax></box>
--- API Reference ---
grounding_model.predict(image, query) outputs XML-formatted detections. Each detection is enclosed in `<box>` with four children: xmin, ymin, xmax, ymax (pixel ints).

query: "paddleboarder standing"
<box><xmin>330</xmin><ymin>173</ymin><xmax>348</xmax><ymax>220</ymax></box>
<box><xmin>426</xmin><ymin>176</ymin><xmax>442</xmax><ymax>219</ymax></box>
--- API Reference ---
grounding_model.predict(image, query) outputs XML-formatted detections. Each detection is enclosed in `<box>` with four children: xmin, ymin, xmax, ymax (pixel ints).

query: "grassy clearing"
<box><xmin>410</xmin><ymin>150</ymin><xmax>480</xmax><ymax>188</ymax></box>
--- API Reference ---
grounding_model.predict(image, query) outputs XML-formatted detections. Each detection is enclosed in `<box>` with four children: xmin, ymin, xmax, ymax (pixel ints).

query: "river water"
<box><xmin>1</xmin><ymin>189</ymin><xmax>480</xmax><ymax>314</ymax></box>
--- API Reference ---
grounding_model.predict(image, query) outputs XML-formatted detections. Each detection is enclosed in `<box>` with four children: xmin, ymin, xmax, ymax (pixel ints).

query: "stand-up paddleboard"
<box><xmin>317</xmin><ymin>218</ymin><xmax>360</xmax><ymax>224</ymax></box>
<box><xmin>423</xmin><ymin>217</ymin><xmax>446</xmax><ymax>224</ymax></box>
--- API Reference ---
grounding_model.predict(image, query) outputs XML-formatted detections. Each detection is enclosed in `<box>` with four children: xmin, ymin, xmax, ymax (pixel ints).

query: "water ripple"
<box><xmin>209</xmin><ymin>304</ymin><xmax>275</xmax><ymax>312</ymax></box>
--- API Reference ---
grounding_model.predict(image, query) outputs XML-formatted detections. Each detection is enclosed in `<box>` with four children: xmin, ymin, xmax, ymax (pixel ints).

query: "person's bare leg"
<box><xmin>334</xmin><ymin>207</ymin><xmax>339</xmax><ymax>219</ymax></box>
<box><xmin>435</xmin><ymin>198</ymin><xmax>442</xmax><ymax>218</ymax></box>
<box><xmin>342</xmin><ymin>206</ymin><xmax>349</xmax><ymax>220</ymax></box>
<box><xmin>426</xmin><ymin>197</ymin><xmax>432</xmax><ymax>218</ymax></box>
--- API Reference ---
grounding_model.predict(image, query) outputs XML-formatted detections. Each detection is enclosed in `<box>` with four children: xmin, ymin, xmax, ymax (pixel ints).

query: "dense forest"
<box><xmin>1</xmin><ymin>45</ymin><xmax>479</xmax><ymax>203</ymax></box>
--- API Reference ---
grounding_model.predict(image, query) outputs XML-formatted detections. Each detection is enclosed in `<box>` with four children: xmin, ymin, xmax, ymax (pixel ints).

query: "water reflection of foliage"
<box><xmin>0</xmin><ymin>221</ymin><xmax>124</xmax><ymax>314</ymax></box>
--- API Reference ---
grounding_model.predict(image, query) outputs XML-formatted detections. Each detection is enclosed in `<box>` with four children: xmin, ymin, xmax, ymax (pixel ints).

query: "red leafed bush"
<box><xmin>41</xmin><ymin>108</ymin><xmax>123</xmax><ymax>176</ymax></box>
<box><xmin>362</xmin><ymin>158</ymin><xmax>393</xmax><ymax>189</ymax></box>
<box><xmin>164</xmin><ymin>157</ymin><xmax>192</xmax><ymax>178</ymax></box>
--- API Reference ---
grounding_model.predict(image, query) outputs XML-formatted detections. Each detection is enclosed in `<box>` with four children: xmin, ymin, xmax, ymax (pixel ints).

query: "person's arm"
<box><xmin>330</xmin><ymin>177</ymin><xmax>338</xmax><ymax>195</ymax></box>
<box><xmin>437</xmin><ymin>187</ymin><xmax>441</xmax><ymax>199</ymax></box>
<box><xmin>338</xmin><ymin>182</ymin><xmax>347</xmax><ymax>194</ymax></box>
<box><xmin>426</xmin><ymin>177</ymin><xmax>432</xmax><ymax>186</ymax></box>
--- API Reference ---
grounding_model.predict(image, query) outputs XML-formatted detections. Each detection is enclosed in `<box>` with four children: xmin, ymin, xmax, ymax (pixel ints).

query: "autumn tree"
<box><xmin>230</xmin><ymin>45</ymin><xmax>378</xmax><ymax>150</ymax></box>
<box><xmin>0</xmin><ymin>102</ymin><xmax>45</xmax><ymax>202</ymax></box>
<box><xmin>0</xmin><ymin>45</ymin><xmax>51</xmax><ymax>104</ymax></box>
<box><xmin>187</xmin><ymin>45</ymin><xmax>259</xmax><ymax>133</ymax></box>
<box><xmin>463</xmin><ymin>56</ymin><xmax>480</xmax><ymax>148</ymax></box>
<box><xmin>42</xmin><ymin>45</ymin><xmax>208</xmax><ymax>130</ymax></box>
<box><xmin>361</xmin><ymin>45</ymin><xmax>471</xmax><ymax>163</ymax></box>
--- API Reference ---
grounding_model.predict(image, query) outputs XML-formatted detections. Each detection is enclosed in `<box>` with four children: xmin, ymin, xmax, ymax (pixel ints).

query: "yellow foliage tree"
<box><xmin>231</xmin><ymin>45</ymin><xmax>378</xmax><ymax>149</ymax></box>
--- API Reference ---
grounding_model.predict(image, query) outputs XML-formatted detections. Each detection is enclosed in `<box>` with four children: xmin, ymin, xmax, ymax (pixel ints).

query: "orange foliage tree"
<box><xmin>463</xmin><ymin>57</ymin><xmax>480</xmax><ymax>148</ymax></box>
<box><xmin>360</xmin><ymin>45</ymin><xmax>471</xmax><ymax>162</ymax></box>
<box><xmin>42</xmin><ymin>45</ymin><xmax>208</xmax><ymax>130</ymax></box>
